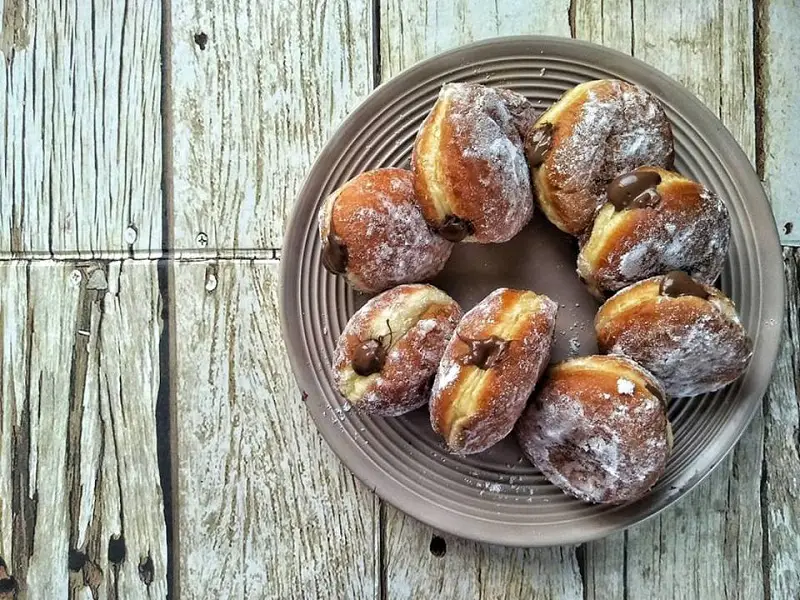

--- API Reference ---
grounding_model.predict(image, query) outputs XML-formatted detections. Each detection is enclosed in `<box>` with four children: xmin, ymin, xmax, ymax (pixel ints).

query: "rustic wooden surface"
<box><xmin>1</xmin><ymin>0</ymin><xmax>798</xmax><ymax>598</ymax></box>
<box><xmin>0</xmin><ymin>262</ymin><xmax>168</xmax><ymax>598</ymax></box>
<box><xmin>0</xmin><ymin>0</ymin><xmax>162</xmax><ymax>259</ymax></box>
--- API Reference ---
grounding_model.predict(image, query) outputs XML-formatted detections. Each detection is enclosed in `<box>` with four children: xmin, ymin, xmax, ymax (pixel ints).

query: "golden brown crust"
<box><xmin>412</xmin><ymin>83</ymin><xmax>534</xmax><ymax>243</ymax></box>
<box><xmin>516</xmin><ymin>355</ymin><xmax>671</xmax><ymax>504</ymax></box>
<box><xmin>577</xmin><ymin>168</ymin><xmax>731</xmax><ymax>299</ymax></box>
<box><xmin>319</xmin><ymin>168</ymin><xmax>453</xmax><ymax>293</ymax></box>
<box><xmin>333</xmin><ymin>284</ymin><xmax>462</xmax><ymax>416</ymax></box>
<box><xmin>595</xmin><ymin>276</ymin><xmax>752</xmax><ymax>397</ymax></box>
<box><xmin>528</xmin><ymin>80</ymin><xmax>674</xmax><ymax>235</ymax></box>
<box><xmin>429</xmin><ymin>288</ymin><xmax>557</xmax><ymax>454</ymax></box>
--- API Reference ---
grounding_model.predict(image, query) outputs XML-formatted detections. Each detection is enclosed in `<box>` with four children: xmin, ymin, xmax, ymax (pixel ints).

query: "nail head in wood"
<box><xmin>69</xmin><ymin>269</ymin><xmax>83</xmax><ymax>287</ymax></box>
<box><xmin>124</xmin><ymin>225</ymin><xmax>138</xmax><ymax>245</ymax></box>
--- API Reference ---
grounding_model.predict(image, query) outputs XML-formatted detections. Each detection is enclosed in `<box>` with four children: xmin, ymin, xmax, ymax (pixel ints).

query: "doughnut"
<box><xmin>412</xmin><ymin>82</ymin><xmax>534</xmax><ymax>243</ymax></box>
<box><xmin>516</xmin><ymin>355</ymin><xmax>671</xmax><ymax>504</ymax></box>
<box><xmin>577</xmin><ymin>167</ymin><xmax>731</xmax><ymax>298</ymax></box>
<box><xmin>595</xmin><ymin>272</ymin><xmax>752</xmax><ymax>397</ymax></box>
<box><xmin>525</xmin><ymin>79</ymin><xmax>674</xmax><ymax>235</ymax></box>
<box><xmin>318</xmin><ymin>168</ymin><xmax>453</xmax><ymax>293</ymax></box>
<box><xmin>429</xmin><ymin>288</ymin><xmax>557</xmax><ymax>454</ymax></box>
<box><xmin>332</xmin><ymin>284</ymin><xmax>462</xmax><ymax>416</ymax></box>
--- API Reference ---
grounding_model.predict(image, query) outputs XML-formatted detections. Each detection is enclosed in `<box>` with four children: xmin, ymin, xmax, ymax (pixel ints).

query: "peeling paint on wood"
<box><xmin>0</xmin><ymin>261</ymin><xmax>168</xmax><ymax>599</ymax></box>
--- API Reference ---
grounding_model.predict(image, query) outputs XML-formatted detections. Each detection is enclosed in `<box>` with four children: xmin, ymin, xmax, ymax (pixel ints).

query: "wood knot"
<box><xmin>68</xmin><ymin>550</ymin><xmax>87</xmax><ymax>572</ymax></box>
<box><xmin>0</xmin><ymin>558</ymin><xmax>16</xmax><ymax>597</ymax></box>
<box><xmin>108</xmin><ymin>535</ymin><xmax>127</xmax><ymax>565</ymax></box>
<box><xmin>193</xmin><ymin>32</ymin><xmax>208</xmax><ymax>50</ymax></box>
<box><xmin>429</xmin><ymin>535</ymin><xmax>446</xmax><ymax>557</ymax></box>
<box><xmin>138</xmin><ymin>555</ymin><xmax>154</xmax><ymax>586</ymax></box>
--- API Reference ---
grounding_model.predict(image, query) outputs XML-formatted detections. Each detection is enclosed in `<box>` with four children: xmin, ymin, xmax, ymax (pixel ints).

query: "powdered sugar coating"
<box><xmin>412</xmin><ymin>83</ymin><xmax>534</xmax><ymax>243</ymax></box>
<box><xmin>430</xmin><ymin>288</ymin><xmax>558</xmax><ymax>454</ymax></box>
<box><xmin>579</xmin><ymin>176</ymin><xmax>732</xmax><ymax>296</ymax></box>
<box><xmin>319</xmin><ymin>168</ymin><xmax>453</xmax><ymax>293</ymax></box>
<box><xmin>333</xmin><ymin>284</ymin><xmax>462</xmax><ymax>416</ymax></box>
<box><xmin>535</xmin><ymin>80</ymin><xmax>674</xmax><ymax>234</ymax></box>
<box><xmin>597</xmin><ymin>277</ymin><xmax>752</xmax><ymax>397</ymax></box>
<box><xmin>516</xmin><ymin>356</ymin><xmax>670</xmax><ymax>504</ymax></box>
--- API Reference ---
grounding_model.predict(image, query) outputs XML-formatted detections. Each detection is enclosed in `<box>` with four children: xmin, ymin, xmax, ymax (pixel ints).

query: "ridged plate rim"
<box><xmin>280</xmin><ymin>35</ymin><xmax>784</xmax><ymax>546</ymax></box>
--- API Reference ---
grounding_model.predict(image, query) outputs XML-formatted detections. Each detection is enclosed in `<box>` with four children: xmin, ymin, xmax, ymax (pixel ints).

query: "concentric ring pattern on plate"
<box><xmin>280</xmin><ymin>37</ymin><xmax>784</xmax><ymax>546</ymax></box>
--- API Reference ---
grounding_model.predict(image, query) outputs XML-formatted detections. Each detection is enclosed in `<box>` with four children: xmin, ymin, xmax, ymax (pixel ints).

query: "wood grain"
<box><xmin>573</xmin><ymin>2</ymin><xmax>766</xmax><ymax>598</ymax></box>
<box><xmin>757</xmin><ymin>0</ymin><xmax>800</xmax><ymax>245</ymax></box>
<box><xmin>0</xmin><ymin>261</ymin><xmax>168</xmax><ymax>598</ymax></box>
<box><xmin>380</xmin><ymin>0</ymin><xmax>571</xmax><ymax>81</ymax></box>
<box><xmin>172</xmin><ymin>261</ymin><xmax>377</xmax><ymax>599</ymax></box>
<box><xmin>168</xmin><ymin>0</ymin><xmax>373</xmax><ymax>256</ymax></box>
<box><xmin>385</xmin><ymin>510</ymin><xmax>583</xmax><ymax>599</ymax></box>
<box><xmin>761</xmin><ymin>248</ymin><xmax>800</xmax><ymax>598</ymax></box>
<box><xmin>0</xmin><ymin>1</ymin><xmax>162</xmax><ymax>259</ymax></box>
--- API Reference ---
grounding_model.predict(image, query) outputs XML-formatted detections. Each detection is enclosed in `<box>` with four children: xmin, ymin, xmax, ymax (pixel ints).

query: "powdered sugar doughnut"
<box><xmin>412</xmin><ymin>83</ymin><xmax>535</xmax><ymax>243</ymax></box>
<box><xmin>333</xmin><ymin>284</ymin><xmax>462</xmax><ymax>416</ymax></box>
<box><xmin>595</xmin><ymin>272</ymin><xmax>752</xmax><ymax>397</ymax></box>
<box><xmin>516</xmin><ymin>355</ymin><xmax>671</xmax><ymax>504</ymax></box>
<box><xmin>318</xmin><ymin>168</ymin><xmax>453</xmax><ymax>293</ymax></box>
<box><xmin>430</xmin><ymin>288</ymin><xmax>557</xmax><ymax>454</ymax></box>
<box><xmin>525</xmin><ymin>79</ymin><xmax>674</xmax><ymax>235</ymax></box>
<box><xmin>576</xmin><ymin>167</ymin><xmax>731</xmax><ymax>299</ymax></box>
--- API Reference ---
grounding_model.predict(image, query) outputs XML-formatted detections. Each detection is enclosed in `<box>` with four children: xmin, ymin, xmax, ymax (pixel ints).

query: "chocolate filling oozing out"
<box><xmin>659</xmin><ymin>270</ymin><xmax>710</xmax><ymax>300</ymax></box>
<box><xmin>458</xmin><ymin>335</ymin><xmax>511</xmax><ymax>370</ymax></box>
<box><xmin>352</xmin><ymin>338</ymin><xmax>387</xmax><ymax>376</ymax></box>
<box><xmin>322</xmin><ymin>229</ymin><xmax>348</xmax><ymax>274</ymax></box>
<box><xmin>607</xmin><ymin>170</ymin><xmax>662</xmax><ymax>210</ymax></box>
<box><xmin>525</xmin><ymin>123</ymin><xmax>554</xmax><ymax>168</ymax></box>
<box><xmin>437</xmin><ymin>215</ymin><xmax>474</xmax><ymax>242</ymax></box>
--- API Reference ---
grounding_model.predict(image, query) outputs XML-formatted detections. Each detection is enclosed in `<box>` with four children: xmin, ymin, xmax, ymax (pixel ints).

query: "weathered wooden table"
<box><xmin>1</xmin><ymin>1</ymin><xmax>798</xmax><ymax>598</ymax></box>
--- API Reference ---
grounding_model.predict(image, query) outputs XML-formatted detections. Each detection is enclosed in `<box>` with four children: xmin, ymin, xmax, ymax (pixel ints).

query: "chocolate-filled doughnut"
<box><xmin>412</xmin><ymin>83</ymin><xmax>534</xmax><ymax>243</ymax></box>
<box><xmin>318</xmin><ymin>168</ymin><xmax>453</xmax><ymax>293</ymax></box>
<box><xmin>332</xmin><ymin>284</ymin><xmax>462</xmax><ymax>416</ymax></box>
<box><xmin>516</xmin><ymin>355</ymin><xmax>671</xmax><ymax>504</ymax></box>
<box><xmin>430</xmin><ymin>288</ymin><xmax>557</xmax><ymax>454</ymax></box>
<box><xmin>595</xmin><ymin>272</ymin><xmax>752</xmax><ymax>397</ymax></box>
<box><xmin>525</xmin><ymin>79</ymin><xmax>674</xmax><ymax>235</ymax></box>
<box><xmin>577</xmin><ymin>167</ymin><xmax>730</xmax><ymax>299</ymax></box>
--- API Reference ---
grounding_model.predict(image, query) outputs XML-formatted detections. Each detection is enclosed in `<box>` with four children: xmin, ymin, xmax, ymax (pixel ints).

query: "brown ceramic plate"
<box><xmin>280</xmin><ymin>37</ymin><xmax>784</xmax><ymax>546</ymax></box>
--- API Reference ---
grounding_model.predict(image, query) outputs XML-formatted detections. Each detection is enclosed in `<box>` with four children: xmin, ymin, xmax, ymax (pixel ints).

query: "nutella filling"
<box><xmin>607</xmin><ymin>170</ymin><xmax>662</xmax><ymax>210</ymax></box>
<box><xmin>437</xmin><ymin>215</ymin><xmax>474</xmax><ymax>242</ymax></box>
<box><xmin>459</xmin><ymin>335</ymin><xmax>511</xmax><ymax>370</ymax></box>
<box><xmin>525</xmin><ymin>123</ymin><xmax>554</xmax><ymax>168</ymax></box>
<box><xmin>321</xmin><ymin>229</ymin><xmax>348</xmax><ymax>274</ymax></box>
<box><xmin>352</xmin><ymin>339</ymin><xmax>387</xmax><ymax>376</ymax></box>
<box><xmin>659</xmin><ymin>270</ymin><xmax>710</xmax><ymax>299</ymax></box>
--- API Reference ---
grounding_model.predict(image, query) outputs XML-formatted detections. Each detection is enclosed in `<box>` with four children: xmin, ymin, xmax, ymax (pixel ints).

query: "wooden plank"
<box><xmin>172</xmin><ymin>261</ymin><xmax>377</xmax><ymax>599</ymax></box>
<box><xmin>168</xmin><ymin>0</ymin><xmax>373</xmax><ymax>256</ymax></box>
<box><xmin>761</xmin><ymin>248</ymin><xmax>800</xmax><ymax>598</ymax></box>
<box><xmin>378</xmin><ymin>3</ymin><xmax>585</xmax><ymax>597</ymax></box>
<box><xmin>380</xmin><ymin>0</ymin><xmax>571</xmax><ymax>81</ymax></box>
<box><xmin>574</xmin><ymin>2</ymin><xmax>765</xmax><ymax>598</ymax></box>
<box><xmin>0</xmin><ymin>1</ymin><xmax>162</xmax><ymax>259</ymax></box>
<box><xmin>757</xmin><ymin>0</ymin><xmax>800</xmax><ymax>245</ymax></box>
<box><xmin>384</xmin><ymin>510</ymin><xmax>583</xmax><ymax>599</ymax></box>
<box><xmin>0</xmin><ymin>261</ymin><xmax>168</xmax><ymax>598</ymax></box>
